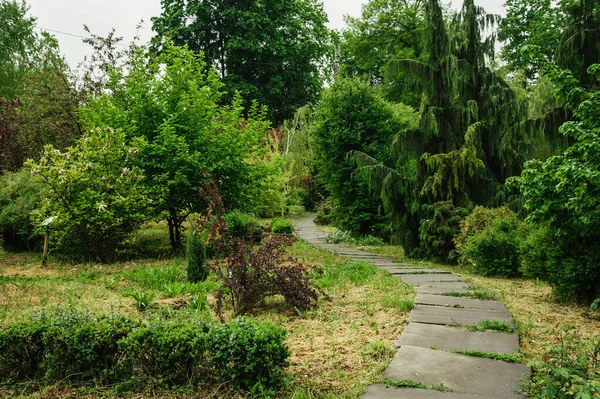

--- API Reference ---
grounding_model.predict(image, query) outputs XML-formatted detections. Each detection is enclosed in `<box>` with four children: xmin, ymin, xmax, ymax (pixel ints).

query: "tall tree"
<box><xmin>339</xmin><ymin>0</ymin><xmax>425</xmax><ymax>106</ymax></box>
<box><xmin>0</xmin><ymin>0</ymin><xmax>36</xmax><ymax>99</ymax></box>
<box><xmin>151</xmin><ymin>0</ymin><xmax>332</xmax><ymax>123</ymax></box>
<box><xmin>498</xmin><ymin>0</ymin><xmax>565</xmax><ymax>81</ymax></box>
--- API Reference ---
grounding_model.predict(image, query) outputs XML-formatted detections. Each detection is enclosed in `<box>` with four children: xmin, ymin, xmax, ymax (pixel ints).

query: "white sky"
<box><xmin>26</xmin><ymin>0</ymin><xmax>506</xmax><ymax>70</ymax></box>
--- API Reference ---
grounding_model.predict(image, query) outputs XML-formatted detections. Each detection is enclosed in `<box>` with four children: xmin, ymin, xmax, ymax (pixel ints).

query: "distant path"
<box><xmin>294</xmin><ymin>215</ymin><xmax>529</xmax><ymax>399</ymax></box>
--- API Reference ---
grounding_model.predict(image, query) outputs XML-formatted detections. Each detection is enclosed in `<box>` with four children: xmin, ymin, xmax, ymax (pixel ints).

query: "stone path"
<box><xmin>293</xmin><ymin>215</ymin><xmax>529</xmax><ymax>399</ymax></box>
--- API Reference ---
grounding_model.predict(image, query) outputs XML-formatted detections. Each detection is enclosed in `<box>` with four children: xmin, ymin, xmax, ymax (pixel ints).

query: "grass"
<box><xmin>451</xmin><ymin>350</ymin><xmax>523</xmax><ymax>363</ymax></box>
<box><xmin>384</xmin><ymin>379</ymin><xmax>454</xmax><ymax>392</ymax></box>
<box><xmin>0</xmin><ymin>222</ymin><xmax>414</xmax><ymax>399</ymax></box>
<box><xmin>441</xmin><ymin>290</ymin><xmax>500</xmax><ymax>300</ymax></box>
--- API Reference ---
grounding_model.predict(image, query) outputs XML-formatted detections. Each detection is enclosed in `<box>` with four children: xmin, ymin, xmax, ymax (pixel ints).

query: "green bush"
<box><xmin>0</xmin><ymin>169</ymin><xmax>44</xmax><ymax>250</ymax></box>
<box><xmin>271</xmin><ymin>217</ymin><xmax>293</xmax><ymax>235</ymax></box>
<box><xmin>528</xmin><ymin>326</ymin><xmax>600</xmax><ymax>398</ymax></box>
<box><xmin>518</xmin><ymin>225</ymin><xmax>556</xmax><ymax>279</ymax></box>
<box><xmin>186</xmin><ymin>231</ymin><xmax>208</xmax><ymax>283</ymax></box>
<box><xmin>325</xmin><ymin>229</ymin><xmax>356</xmax><ymax>244</ymax></box>
<box><xmin>25</xmin><ymin>128</ymin><xmax>152</xmax><ymax>262</ymax></box>
<box><xmin>461</xmin><ymin>215</ymin><xmax>523</xmax><ymax>277</ymax></box>
<box><xmin>418</xmin><ymin>201</ymin><xmax>469</xmax><ymax>262</ymax></box>
<box><xmin>223</xmin><ymin>210</ymin><xmax>263</xmax><ymax>242</ymax></box>
<box><xmin>454</xmin><ymin>206</ymin><xmax>515</xmax><ymax>262</ymax></box>
<box><xmin>0</xmin><ymin>309</ymin><xmax>290</xmax><ymax>393</ymax></box>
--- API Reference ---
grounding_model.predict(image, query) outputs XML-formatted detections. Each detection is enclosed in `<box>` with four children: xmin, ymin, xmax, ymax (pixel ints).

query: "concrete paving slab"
<box><xmin>383</xmin><ymin>346</ymin><xmax>528</xmax><ymax>398</ymax></box>
<box><xmin>361</xmin><ymin>385</ymin><xmax>497</xmax><ymax>399</ymax></box>
<box><xmin>395</xmin><ymin>323</ymin><xmax>519</xmax><ymax>353</ymax></box>
<box><xmin>399</xmin><ymin>274</ymin><xmax>464</xmax><ymax>284</ymax></box>
<box><xmin>414</xmin><ymin>282</ymin><xmax>472</xmax><ymax>294</ymax></box>
<box><xmin>409</xmin><ymin>305</ymin><xmax>514</xmax><ymax>326</ymax></box>
<box><xmin>415</xmin><ymin>293</ymin><xmax>507</xmax><ymax>311</ymax></box>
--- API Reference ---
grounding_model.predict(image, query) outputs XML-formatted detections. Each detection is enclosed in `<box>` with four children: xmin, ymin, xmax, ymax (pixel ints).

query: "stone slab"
<box><xmin>383</xmin><ymin>346</ymin><xmax>528</xmax><ymax>398</ymax></box>
<box><xmin>409</xmin><ymin>305</ymin><xmax>514</xmax><ymax>327</ymax></box>
<box><xmin>399</xmin><ymin>274</ymin><xmax>464</xmax><ymax>284</ymax></box>
<box><xmin>415</xmin><ymin>293</ymin><xmax>507</xmax><ymax>311</ymax></box>
<box><xmin>395</xmin><ymin>323</ymin><xmax>519</xmax><ymax>354</ymax></box>
<box><xmin>414</xmin><ymin>282</ymin><xmax>472</xmax><ymax>294</ymax></box>
<box><xmin>361</xmin><ymin>385</ymin><xmax>497</xmax><ymax>399</ymax></box>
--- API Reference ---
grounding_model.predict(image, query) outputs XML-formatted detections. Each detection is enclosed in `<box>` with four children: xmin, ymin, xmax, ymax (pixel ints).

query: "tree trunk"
<box><xmin>167</xmin><ymin>209</ymin><xmax>183</xmax><ymax>251</ymax></box>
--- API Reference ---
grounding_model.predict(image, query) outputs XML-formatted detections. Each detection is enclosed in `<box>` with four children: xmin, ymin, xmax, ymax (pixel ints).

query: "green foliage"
<box><xmin>461</xmin><ymin>214</ymin><xmax>524</xmax><ymax>277</ymax></box>
<box><xmin>590</xmin><ymin>298</ymin><xmax>599</xmax><ymax>313</ymax></box>
<box><xmin>223</xmin><ymin>210</ymin><xmax>262</xmax><ymax>242</ymax></box>
<box><xmin>151</xmin><ymin>0</ymin><xmax>332</xmax><ymax>123</ymax></box>
<box><xmin>25</xmin><ymin>127</ymin><xmax>152</xmax><ymax>262</ymax></box>
<box><xmin>312</xmin><ymin>77</ymin><xmax>415</xmax><ymax>236</ymax></box>
<box><xmin>317</xmin><ymin>261</ymin><xmax>377</xmax><ymax>288</ymax></box>
<box><xmin>510</xmin><ymin>65</ymin><xmax>600</xmax><ymax>303</ymax></box>
<box><xmin>498</xmin><ymin>0</ymin><xmax>565</xmax><ymax>80</ymax></box>
<box><xmin>324</xmin><ymin>229</ymin><xmax>356</xmax><ymax>245</ymax></box>
<box><xmin>527</xmin><ymin>326</ymin><xmax>600</xmax><ymax>398</ymax></box>
<box><xmin>81</xmin><ymin>44</ymin><xmax>276</xmax><ymax>250</ymax></box>
<box><xmin>0</xmin><ymin>309</ymin><xmax>290</xmax><ymax>393</ymax></box>
<box><xmin>518</xmin><ymin>225</ymin><xmax>557</xmax><ymax>279</ymax></box>
<box><xmin>125</xmin><ymin>290</ymin><xmax>155</xmax><ymax>311</ymax></box>
<box><xmin>454</xmin><ymin>206</ymin><xmax>515</xmax><ymax>261</ymax></box>
<box><xmin>186</xmin><ymin>231</ymin><xmax>208</xmax><ymax>283</ymax></box>
<box><xmin>125</xmin><ymin>266</ymin><xmax>218</xmax><ymax>297</ymax></box>
<box><xmin>418</xmin><ymin>201</ymin><xmax>469</xmax><ymax>262</ymax></box>
<box><xmin>339</xmin><ymin>0</ymin><xmax>425</xmax><ymax>106</ymax></box>
<box><xmin>271</xmin><ymin>217</ymin><xmax>293</xmax><ymax>235</ymax></box>
<box><xmin>0</xmin><ymin>169</ymin><xmax>43</xmax><ymax>249</ymax></box>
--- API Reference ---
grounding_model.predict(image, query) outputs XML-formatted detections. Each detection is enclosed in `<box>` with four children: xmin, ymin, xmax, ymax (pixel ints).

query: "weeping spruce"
<box><xmin>352</xmin><ymin>0</ymin><xmax>559</xmax><ymax>255</ymax></box>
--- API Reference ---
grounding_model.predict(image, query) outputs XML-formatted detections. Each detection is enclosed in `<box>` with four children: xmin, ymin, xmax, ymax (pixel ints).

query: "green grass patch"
<box><xmin>384</xmin><ymin>379</ymin><xmax>454</xmax><ymax>392</ymax></box>
<box><xmin>452</xmin><ymin>349</ymin><xmax>522</xmax><ymax>363</ymax></box>
<box><xmin>441</xmin><ymin>290</ymin><xmax>500</xmax><ymax>300</ymax></box>
<box><xmin>451</xmin><ymin>319</ymin><xmax>515</xmax><ymax>333</ymax></box>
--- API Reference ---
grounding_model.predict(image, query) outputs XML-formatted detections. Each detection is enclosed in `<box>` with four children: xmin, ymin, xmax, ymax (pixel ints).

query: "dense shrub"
<box><xmin>418</xmin><ymin>201</ymin><xmax>469</xmax><ymax>262</ymax></box>
<box><xmin>518</xmin><ymin>225</ymin><xmax>557</xmax><ymax>279</ymax></box>
<box><xmin>25</xmin><ymin>128</ymin><xmax>152</xmax><ymax>262</ymax></box>
<box><xmin>461</xmin><ymin>215</ymin><xmax>523</xmax><ymax>277</ymax></box>
<box><xmin>0</xmin><ymin>169</ymin><xmax>44</xmax><ymax>250</ymax></box>
<box><xmin>0</xmin><ymin>309</ymin><xmax>289</xmax><ymax>393</ymax></box>
<box><xmin>454</xmin><ymin>206</ymin><xmax>515</xmax><ymax>261</ymax></box>
<box><xmin>314</xmin><ymin>198</ymin><xmax>334</xmax><ymax>226</ymax></box>
<box><xmin>186</xmin><ymin>231</ymin><xmax>208</xmax><ymax>283</ymax></box>
<box><xmin>212</xmin><ymin>234</ymin><xmax>321</xmax><ymax>317</ymax></box>
<box><xmin>271</xmin><ymin>217</ymin><xmax>293</xmax><ymax>235</ymax></box>
<box><xmin>325</xmin><ymin>229</ymin><xmax>356</xmax><ymax>245</ymax></box>
<box><xmin>223</xmin><ymin>210</ymin><xmax>263</xmax><ymax>242</ymax></box>
<box><xmin>528</xmin><ymin>326</ymin><xmax>600</xmax><ymax>398</ymax></box>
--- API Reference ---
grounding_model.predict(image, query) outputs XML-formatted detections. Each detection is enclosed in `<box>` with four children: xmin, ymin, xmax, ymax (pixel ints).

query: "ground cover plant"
<box><xmin>0</xmin><ymin>221</ymin><xmax>414</xmax><ymax>398</ymax></box>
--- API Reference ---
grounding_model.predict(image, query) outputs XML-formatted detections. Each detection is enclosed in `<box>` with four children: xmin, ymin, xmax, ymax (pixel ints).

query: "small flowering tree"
<box><xmin>26</xmin><ymin>127</ymin><xmax>153</xmax><ymax>261</ymax></box>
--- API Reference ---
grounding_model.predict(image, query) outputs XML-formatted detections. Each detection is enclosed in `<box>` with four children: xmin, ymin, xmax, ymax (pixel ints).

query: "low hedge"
<box><xmin>0</xmin><ymin>309</ymin><xmax>289</xmax><ymax>393</ymax></box>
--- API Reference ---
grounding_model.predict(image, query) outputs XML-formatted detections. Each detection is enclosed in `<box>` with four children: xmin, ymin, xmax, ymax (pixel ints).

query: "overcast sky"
<box><xmin>26</xmin><ymin>0</ymin><xmax>505</xmax><ymax>70</ymax></box>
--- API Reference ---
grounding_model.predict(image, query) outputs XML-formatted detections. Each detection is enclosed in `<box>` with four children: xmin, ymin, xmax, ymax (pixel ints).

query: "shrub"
<box><xmin>314</xmin><ymin>198</ymin><xmax>334</xmax><ymax>226</ymax></box>
<box><xmin>271</xmin><ymin>217</ymin><xmax>293</xmax><ymax>235</ymax></box>
<box><xmin>186</xmin><ymin>231</ymin><xmax>208</xmax><ymax>283</ymax></box>
<box><xmin>223</xmin><ymin>210</ymin><xmax>263</xmax><ymax>242</ymax></box>
<box><xmin>0</xmin><ymin>169</ymin><xmax>44</xmax><ymax>250</ymax></box>
<box><xmin>25</xmin><ymin>128</ymin><xmax>152</xmax><ymax>262</ymax></box>
<box><xmin>419</xmin><ymin>201</ymin><xmax>469</xmax><ymax>262</ymax></box>
<box><xmin>461</xmin><ymin>215</ymin><xmax>523</xmax><ymax>277</ymax></box>
<box><xmin>357</xmin><ymin>235</ymin><xmax>385</xmax><ymax>246</ymax></box>
<box><xmin>454</xmin><ymin>206</ymin><xmax>515</xmax><ymax>262</ymax></box>
<box><xmin>518</xmin><ymin>225</ymin><xmax>556</xmax><ymax>279</ymax></box>
<box><xmin>325</xmin><ymin>229</ymin><xmax>356</xmax><ymax>244</ymax></box>
<box><xmin>212</xmin><ymin>234</ymin><xmax>321</xmax><ymax>317</ymax></box>
<box><xmin>0</xmin><ymin>309</ymin><xmax>290</xmax><ymax>393</ymax></box>
<box><xmin>528</xmin><ymin>326</ymin><xmax>600</xmax><ymax>399</ymax></box>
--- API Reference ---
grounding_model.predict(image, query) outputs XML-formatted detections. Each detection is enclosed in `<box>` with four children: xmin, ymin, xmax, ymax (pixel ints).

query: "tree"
<box><xmin>312</xmin><ymin>77</ymin><xmax>419</xmax><ymax>237</ymax></box>
<box><xmin>81</xmin><ymin>44</ymin><xmax>278</xmax><ymax>250</ymax></box>
<box><xmin>498</xmin><ymin>0</ymin><xmax>565</xmax><ymax>81</ymax></box>
<box><xmin>339</xmin><ymin>0</ymin><xmax>425</xmax><ymax>106</ymax></box>
<box><xmin>151</xmin><ymin>0</ymin><xmax>332</xmax><ymax>123</ymax></box>
<box><xmin>0</xmin><ymin>0</ymin><xmax>36</xmax><ymax>99</ymax></box>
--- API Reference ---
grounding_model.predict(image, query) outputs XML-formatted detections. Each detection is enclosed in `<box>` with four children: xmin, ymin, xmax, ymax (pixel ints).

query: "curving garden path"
<box><xmin>294</xmin><ymin>215</ymin><xmax>529</xmax><ymax>399</ymax></box>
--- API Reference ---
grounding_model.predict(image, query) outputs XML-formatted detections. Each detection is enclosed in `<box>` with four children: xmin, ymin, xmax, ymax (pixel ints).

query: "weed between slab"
<box><xmin>384</xmin><ymin>378</ymin><xmax>454</xmax><ymax>392</ymax></box>
<box><xmin>451</xmin><ymin>350</ymin><xmax>523</xmax><ymax>363</ymax></box>
<box><xmin>450</xmin><ymin>319</ymin><xmax>515</xmax><ymax>333</ymax></box>
<box><xmin>441</xmin><ymin>290</ymin><xmax>500</xmax><ymax>300</ymax></box>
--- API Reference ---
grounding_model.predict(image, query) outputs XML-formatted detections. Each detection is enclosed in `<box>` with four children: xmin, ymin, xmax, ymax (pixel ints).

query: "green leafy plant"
<box><xmin>186</xmin><ymin>231</ymin><xmax>208</xmax><ymax>283</ymax></box>
<box><xmin>126</xmin><ymin>291</ymin><xmax>155</xmax><ymax>311</ymax></box>
<box><xmin>25</xmin><ymin>128</ymin><xmax>152</xmax><ymax>262</ymax></box>
<box><xmin>271</xmin><ymin>217</ymin><xmax>293</xmax><ymax>235</ymax></box>
<box><xmin>527</xmin><ymin>326</ymin><xmax>600</xmax><ymax>398</ymax></box>
<box><xmin>325</xmin><ymin>229</ymin><xmax>356</xmax><ymax>244</ymax></box>
<box><xmin>223</xmin><ymin>210</ymin><xmax>263</xmax><ymax>242</ymax></box>
<box><xmin>186</xmin><ymin>294</ymin><xmax>208</xmax><ymax>312</ymax></box>
<box><xmin>591</xmin><ymin>298</ymin><xmax>599</xmax><ymax>313</ymax></box>
<box><xmin>418</xmin><ymin>201</ymin><xmax>470</xmax><ymax>262</ymax></box>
